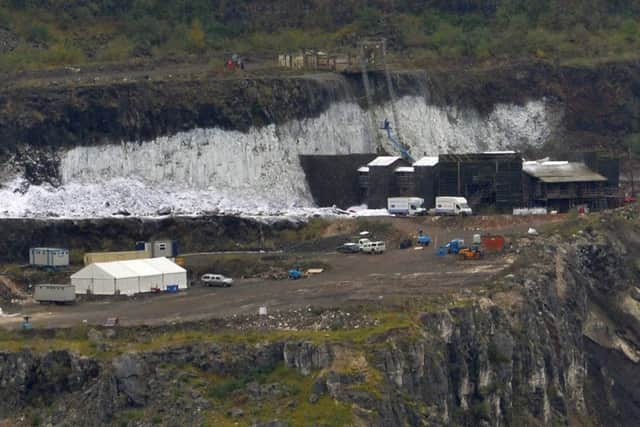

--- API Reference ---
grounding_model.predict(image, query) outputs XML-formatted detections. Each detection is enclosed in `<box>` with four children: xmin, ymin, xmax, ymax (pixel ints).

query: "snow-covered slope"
<box><xmin>0</xmin><ymin>97</ymin><xmax>561</xmax><ymax>218</ymax></box>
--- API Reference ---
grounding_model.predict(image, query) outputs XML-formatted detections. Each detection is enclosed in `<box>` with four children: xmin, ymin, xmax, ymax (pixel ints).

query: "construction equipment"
<box><xmin>446</xmin><ymin>239</ymin><xmax>465</xmax><ymax>254</ymax></box>
<box><xmin>288</xmin><ymin>268</ymin><xmax>304</xmax><ymax>280</ymax></box>
<box><xmin>417</xmin><ymin>234</ymin><xmax>431</xmax><ymax>246</ymax></box>
<box><xmin>358</xmin><ymin>38</ymin><xmax>414</xmax><ymax>161</ymax></box>
<box><xmin>382</xmin><ymin>119</ymin><xmax>415</xmax><ymax>163</ymax></box>
<box><xmin>359</xmin><ymin>40</ymin><xmax>382</xmax><ymax>153</ymax></box>
<box><xmin>399</xmin><ymin>239</ymin><xmax>413</xmax><ymax>249</ymax></box>
<box><xmin>458</xmin><ymin>246</ymin><xmax>483</xmax><ymax>260</ymax></box>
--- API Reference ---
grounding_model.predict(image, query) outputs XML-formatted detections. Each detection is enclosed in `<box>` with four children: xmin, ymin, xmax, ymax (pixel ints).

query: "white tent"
<box><xmin>144</xmin><ymin>257</ymin><xmax>188</xmax><ymax>290</ymax></box>
<box><xmin>71</xmin><ymin>257</ymin><xmax>187</xmax><ymax>296</ymax></box>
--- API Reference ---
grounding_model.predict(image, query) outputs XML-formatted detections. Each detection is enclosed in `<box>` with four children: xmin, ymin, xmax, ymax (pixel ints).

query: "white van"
<box><xmin>361</xmin><ymin>241</ymin><xmax>386</xmax><ymax>254</ymax></box>
<box><xmin>434</xmin><ymin>197</ymin><xmax>473</xmax><ymax>216</ymax></box>
<box><xmin>387</xmin><ymin>197</ymin><xmax>426</xmax><ymax>216</ymax></box>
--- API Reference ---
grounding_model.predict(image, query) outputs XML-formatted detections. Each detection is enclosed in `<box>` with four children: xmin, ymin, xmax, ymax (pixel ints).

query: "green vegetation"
<box><xmin>0</xmin><ymin>1</ymin><xmax>638</xmax><ymax>72</ymax></box>
<box><xmin>200</xmin><ymin>364</ymin><xmax>353</xmax><ymax>426</ymax></box>
<box><xmin>0</xmin><ymin>296</ymin><xmax>476</xmax><ymax>357</ymax></box>
<box><xmin>487</xmin><ymin>340</ymin><xmax>510</xmax><ymax>365</ymax></box>
<box><xmin>184</xmin><ymin>252</ymin><xmax>331</xmax><ymax>278</ymax></box>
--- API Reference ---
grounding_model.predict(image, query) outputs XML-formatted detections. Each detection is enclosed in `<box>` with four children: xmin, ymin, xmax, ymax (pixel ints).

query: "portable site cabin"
<box><xmin>151</xmin><ymin>240</ymin><xmax>178</xmax><ymax>258</ymax></box>
<box><xmin>71</xmin><ymin>257</ymin><xmax>187</xmax><ymax>296</ymax></box>
<box><xmin>29</xmin><ymin>248</ymin><xmax>69</xmax><ymax>268</ymax></box>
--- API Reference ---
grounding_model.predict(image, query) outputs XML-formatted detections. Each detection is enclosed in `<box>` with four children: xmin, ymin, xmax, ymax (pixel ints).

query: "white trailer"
<box><xmin>34</xmin><ymin>284</ymin><xmax>76</xmax><ymax>304</ymax></box>
<box><xmin>434</xmin><ymin>197</ymin><xmax>473</xmax><ymax>216</ymax></box>
<box><xmin>387</xmin><ymin>197</ymin><xmax>426</xmax><ymax>216</ymax></box>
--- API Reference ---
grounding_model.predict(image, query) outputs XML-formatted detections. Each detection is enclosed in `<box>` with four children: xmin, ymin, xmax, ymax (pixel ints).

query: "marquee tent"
<box><xmin>71</xmin><ymin>257</ymin><xmax>187</xmax><ymax>295</ymax></box>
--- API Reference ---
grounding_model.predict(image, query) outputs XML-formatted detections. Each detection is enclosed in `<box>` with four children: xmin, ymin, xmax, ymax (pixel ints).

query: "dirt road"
<box><xmin>0</xmin><ymin>246</ymin><xmax>510</xmax><ymax>329</ymax></box>
<box><xmin>0</xmin><ymin>214</ymin><xmax>558</xmax><ymax>330</ymax></box>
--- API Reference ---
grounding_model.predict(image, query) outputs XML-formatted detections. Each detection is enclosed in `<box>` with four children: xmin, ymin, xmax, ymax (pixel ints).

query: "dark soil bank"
<box><xmin>0</xmin><ymin>216</ymin><xmax>301</xmax><ymax>263</ymax></box>
<box><xmin>2</xmin><ymin>61</ymin><xmax>640</xmax><ymax>158</ymax></box>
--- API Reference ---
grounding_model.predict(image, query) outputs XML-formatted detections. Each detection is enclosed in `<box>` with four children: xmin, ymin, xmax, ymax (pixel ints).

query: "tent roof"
<box><xmin>144</xmin><ymin>257</ymin><xmax>187</xmax><ymax>274</ymax></box>
<box><xmin>523</xmin><ymin>161</ymin><xmax>607</xmax><ymax>183</ymax></box>
<box><xmin>71</xmin><ymin>257</ymin><xmax>185</xmax><ymax>279</ymax></box>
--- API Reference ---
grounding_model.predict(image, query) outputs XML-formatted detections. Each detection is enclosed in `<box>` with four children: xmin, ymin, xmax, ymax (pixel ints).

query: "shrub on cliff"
<box><xmin>187</xmin><ymin>19</ymin><xmax>206</xmax><ymax>53</ymax></box>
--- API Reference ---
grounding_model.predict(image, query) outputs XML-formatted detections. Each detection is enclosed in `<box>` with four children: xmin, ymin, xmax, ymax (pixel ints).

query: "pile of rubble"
<box><xmin>223</xmin><ymin>306</ymin><xmax>380</xmax><ymax>332</ymax></box>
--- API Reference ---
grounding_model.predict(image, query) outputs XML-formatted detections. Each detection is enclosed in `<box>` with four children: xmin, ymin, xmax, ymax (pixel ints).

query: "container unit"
<box><xmin>151</xmin><ymin>240</ymin><xmax>178</xmax><ymax>258</ymax></box>
<box><xmin>481</xmin><ymin>235</ymin><xmax>506</xmax><ymax>252</ymax></box>
<box><xmin>29</xmin><ymin>248</ymin><xmax>69</xmax><ymax>268</ymax></box>
<box><xmin>34</xmin><ymin>284</ymin><xmax>75</xmax><ymax>303</ymax></box>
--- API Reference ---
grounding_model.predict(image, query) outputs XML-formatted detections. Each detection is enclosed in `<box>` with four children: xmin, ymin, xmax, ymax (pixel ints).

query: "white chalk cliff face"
<box><xmin>0</xmin><ymin>97</ymin><xmax>562</xmax><ymax>218</ymax></box>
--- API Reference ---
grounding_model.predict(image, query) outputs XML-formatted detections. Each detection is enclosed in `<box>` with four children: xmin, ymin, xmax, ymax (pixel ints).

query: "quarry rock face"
<box><xmin>0</xmin><ymin>214</ymin><xmax>639</xmax><ymax>426</ymax></box>
<box><xmin>4</xmin><ymin>61</ymin><xmax>639</xmax><ymax>218</ymax></box>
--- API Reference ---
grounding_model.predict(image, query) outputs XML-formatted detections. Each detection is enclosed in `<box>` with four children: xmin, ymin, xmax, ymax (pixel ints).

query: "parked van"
<box><xmin>361</xmin><ymin>241</ymin><xmax>386</xmax><ymax>254</ymax></box>
<box><xmin>387</xmin><ymin>197</ymin><xmax>426</xmax><ymax>216</ymax></box>
<box><xmin>434</xmin><ymin>197</ymin><xmax>473</xmax><ymax>216</ymax></box>
<box><xmin>357</xmin><ymin>238</ymin><xmax>372</xmax><ymax>251</ymax></box>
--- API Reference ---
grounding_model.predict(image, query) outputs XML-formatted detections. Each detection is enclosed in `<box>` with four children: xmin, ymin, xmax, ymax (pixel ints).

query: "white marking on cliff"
<box><xmin>0</xmin><ymin>98</ymin><xmax>561</xmax><ymax>218</ymax></box>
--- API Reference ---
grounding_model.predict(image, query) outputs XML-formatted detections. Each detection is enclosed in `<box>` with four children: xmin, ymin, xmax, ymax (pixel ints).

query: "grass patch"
<box><xmin>202</xmin><ymin>363</ymin><xmax>353</xmax><ymax>427</ymax></box>
<box><xmin>0</xmin><ymin>328</ymin><xmax>95</xmax><ymax>356</ymax></box>
<box><xmin>184</xmin><ymin>252</ymin><xmax>331</xmax><ymax>279</ymax></box>
<box><xmin>0</xmin><ymin>303</ymin><xmax>425</xmax><ymax>357</ymax></box>
<box><xmin>274</xmin><ymin>218</ymin><xmax>330</xmax><ymax>243</ymax></box>
<box><xmin>206</xmin><ymin>365</ymin><xmax>276</xmax><ymax>400</ymax></box>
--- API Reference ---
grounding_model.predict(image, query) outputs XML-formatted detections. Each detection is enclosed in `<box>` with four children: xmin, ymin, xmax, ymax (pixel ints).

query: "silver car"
<box><xmin>201</xmin><ymin>273</ymin><xmax>233</xmax><ymax>287</ymax></box>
